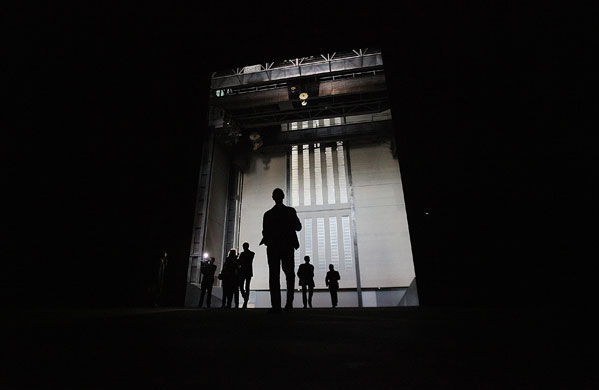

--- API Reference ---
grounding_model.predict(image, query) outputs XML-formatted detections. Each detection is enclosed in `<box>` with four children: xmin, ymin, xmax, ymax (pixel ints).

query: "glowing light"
<box><xmin>301</xmin><ymin>100</ymin><xmax>307</xmax><ymax>106</ymax></box>
<box><xmin>203</xmin><ymin>253</ymin><xmax>209</xmax><ymax>259</ymax></box>
<box><xmin>299</xmin><ymin>92</ymin><xmax>308</xmax><ymax>100</ymax></box>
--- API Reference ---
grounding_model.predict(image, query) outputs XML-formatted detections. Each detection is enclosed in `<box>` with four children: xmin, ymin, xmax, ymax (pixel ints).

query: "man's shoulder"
<box><xmin>270</xmin><ymin>204</ymin><xmax>297</xmax><ymax>211</ymax></box>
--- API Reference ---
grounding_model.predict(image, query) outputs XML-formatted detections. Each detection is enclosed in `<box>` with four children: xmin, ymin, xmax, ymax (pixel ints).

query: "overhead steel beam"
<box><xmin>261</xmin><ymin>120</ymin><xmax>394</xmax><ymax>149</ymax></box>
<box><xmin>232</xmin><ymin>95</ymin><xmax>390</xmax><ymax>129</ymax></box>
<box><xmin>211</xmin><ymin>50</ymin><xmax>383</xmax><ymax>89</ymax></box>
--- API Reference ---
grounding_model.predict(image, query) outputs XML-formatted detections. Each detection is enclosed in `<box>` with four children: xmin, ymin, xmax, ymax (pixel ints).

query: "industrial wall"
<box><xmin>203</xmin><ymin>142</ymin><xmax>231</xmax><ymax>273</ymax></box>
<box><xmin>237</xmin><ymin>138</ymin><xmax>415</xmax><ymax>291</ymax></box>
<box><xmin>237</xmin><ymin>151</ymin><xmax>288</xmax><ymax>289</ymax></box>
<box><xmin>350</xmin><ymin>139</ymin><xmax>415</xmax><ymax>287</ymax></box>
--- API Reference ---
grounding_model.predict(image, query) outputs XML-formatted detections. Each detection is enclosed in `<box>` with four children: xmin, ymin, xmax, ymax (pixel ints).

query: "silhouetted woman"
<box><xmin>325</xmin><ymin>264</ymin><xmax>341</xmax><ymax>308</ymax></box>
<box><xmin>219</xmin><ymin>249</ymin><xmax>239</xmax><ymax>308</ymax></box>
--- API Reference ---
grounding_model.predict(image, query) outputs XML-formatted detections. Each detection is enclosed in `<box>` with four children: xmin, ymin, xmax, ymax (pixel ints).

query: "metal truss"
<box><xmin>211</xmin><ymin>49</ymin><xmax>383</xmax><ymax>90</ymax></box>
<box><xmin>264</xmin><ymin>119</ymin><xmax>394</xmax><ymax>148</ymax></box>
<box><xmin>231</xmin><ymin>93</ymin><xmax>390</xmax><ymax>129</ymax></box>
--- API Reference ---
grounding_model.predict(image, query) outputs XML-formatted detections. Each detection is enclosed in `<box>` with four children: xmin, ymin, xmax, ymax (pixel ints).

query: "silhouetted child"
<box><xmin>297</xmin><ymin>256</ymin><xmax>315</xmax><ymax>308</ymax></box>
<box><xmin>325</xmin><ymin>264</ymin><xmax>341</xmax><ymax>308</ymax></box>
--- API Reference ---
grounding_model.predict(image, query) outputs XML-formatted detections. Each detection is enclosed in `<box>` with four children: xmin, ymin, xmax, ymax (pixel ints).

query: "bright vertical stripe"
<box><xmin>317</xmin><ymin>218</ymin><xmax>326</xmax><ymax>270</ymax></box>
<box><xmin>337</xmin><ymin>141</ymin><xmax>348</xmax><ymax>203</ymax></box>
<box><xmin>342</xmin><ymin>216</ymin><xmax>353</xmax><ymax>269</ymax></box>
<box><xmin>294</xmin><ymin>231</ymin><xmax>301</xmax><ymax>267</ymax></box>
<box><xmin>325</xmin><ymin>146</ymin><xmax>335</xmax><ymax>204</ymax></box>
<box><xmin>303</xmin><ymin>144</ymin><xmax>311</xmax><ymax>206</ymax></box>
<box><xmin>329</xmin><ymin>217</ymin><xmax>339</xmax><ymax>268</ymax></box>
<box><xmin>291</xmin><ymin>145</ymin><xmax>299</xmax><ymax>206</ymax></box>
<box><xmin>314</xmin><ymin>144</ymin><xmax>323</xmax><ymax>205</ymax></box>
<box><xmin>304</xmin><ymin>218</ymin><xmax>313</xmax><ymax>260</ymax></box>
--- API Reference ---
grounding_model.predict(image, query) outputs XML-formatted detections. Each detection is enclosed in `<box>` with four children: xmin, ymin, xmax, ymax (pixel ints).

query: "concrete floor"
<box><xmin>2</xmin><ymin>307</ymin><xmax>596</xmax><ymax>388</ymax></box>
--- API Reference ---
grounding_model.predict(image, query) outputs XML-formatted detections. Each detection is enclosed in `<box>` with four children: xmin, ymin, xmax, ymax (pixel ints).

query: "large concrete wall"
<box><xmin>351</xmin><ymin>140</ymin><xmax>415</xmax><ymax>287</ymax></box>
<box><xmin>237</xmin><ymin>151</ymin><xmax>288</xmax><ymax>289</ymax></box>
<box><xmin>237</xmin><ymin>139</ymin><xmax>415</xmax><ymax>291</ymax></box>
<box><xmin>204</xmin><ymin>142</ymin><xmax>230</xmax><ymax>273</ymax></box>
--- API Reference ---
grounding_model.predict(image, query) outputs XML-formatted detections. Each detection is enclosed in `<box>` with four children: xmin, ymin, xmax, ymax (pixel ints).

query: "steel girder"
<box><xmin>211</xmin><ymin>49</ymin><xmax>383</xmax><ymax>90</ymax></box>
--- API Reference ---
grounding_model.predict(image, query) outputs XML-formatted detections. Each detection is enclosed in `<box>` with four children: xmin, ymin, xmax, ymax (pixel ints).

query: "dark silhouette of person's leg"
<box><xmin>301</xmin><ymin>285</ymin><xmax>308</xmax><ymax>308</ymax></box>
<box><xmin>238</xmin><ymin>277</ymin><xmax>246</xmax><ymax>301</ymax></box>
<box><xmin>206</xmin><ymin>284</ymin><xmax>213</xmax><ymax>308</ymax></box>
<box><xmin>198</xmin><ymin>285</ymin><xmax>206</xmax><ymax>307</ymax></box>
<box><xmin>234</xmin><ymin>283</ymin><xmax>239</xmax><ymax>308</ymax></box>
<box><xmin>267</xmin><ymin>247</ymin><xmax>282</xmax><ymax>310</ymax></box>
<box><xmin>242</xmin><ymin>277</ymin><xmax>251</xmax><ymax>308</ymax></box>
<box><xmin>281</xmin><ymin>249</ymin><xmax>295</xmax><ymax>309</ymax></box>
<box><xmin>331</xmin><ymin>289</ymin><xmax>338</xmax><ymax>307</ymax></box>
<box><xmin>222</xmin><ymin>283</ymin><xmax>230</xmax><ymax>308</ymax></box>
<box><xmin>308</xmin><ymin>285</ymin><xmax>314</xmax><ymax>308</ymax></box>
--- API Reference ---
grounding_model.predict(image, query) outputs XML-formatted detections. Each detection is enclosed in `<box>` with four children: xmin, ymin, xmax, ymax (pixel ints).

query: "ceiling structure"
<box><xmin>208</xmin><ymin>48</ymin><xmax>392</xmax><ymax>149</ymax></box>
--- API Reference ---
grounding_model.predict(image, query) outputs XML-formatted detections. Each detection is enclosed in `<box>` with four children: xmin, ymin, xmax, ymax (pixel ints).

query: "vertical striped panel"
<box><xmin>314</xmin><ymin>144</ymin><xmax>323</xmax><ymax>205</ymax></box>
<box><xmin>337</xmin><ymin>141</ymin><xmax>348</xmax><ymax>203</ymax></box>
<box><xmin>291</xmin><ymin>145</ymin><xmax>299</xmax><ymax>206</ymax></box>
<box><xmin>342</xmin><ymin>216</ymin><xmax>353</xmax><ymax>269</ymax></box>
<box><xmin>294</xmin><ymin>231</ymin><xmax>301</xmax><ymax>267</ymax></box>
<box><xmin>329</xmin><ymin>216</ymin><xmax>339</xmax><ymax>267</ymax></box>
<box><xmin>304</xmin><ymin>218</ymin><xmax>313</xmax><ymax>260</ymax></box>
<box><xmin>303</xmin><ymin>144</ymin><xmax>311</xmax><ymax>206</ymax></box>
<box><xmin>317</xmin><ymin>217</ymin><xmax>326</xmax><ymax>270</ymax></box>
<box><xmin>325</xmin><ymin>146</ymin><xmax>335</xmax><ymax>204</ymax></box>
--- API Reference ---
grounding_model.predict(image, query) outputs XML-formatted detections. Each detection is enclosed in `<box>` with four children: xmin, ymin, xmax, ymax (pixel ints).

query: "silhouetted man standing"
<box><xmin>260</xmin><ymin>188</ymin><xmax>302</xmax><ymax>312</ymax></box>
<box><xmin>325</xmin><ymin>264</ymin><xmax>341</xmax><ymax>308</ymax></box>
<box><xmin>238</xmin><ymin>242</ymin><xmax>255</xmax><ymax>309</ymax></box>
<box><xmin>198</xmin><ymin>257</ymin><xmax>216</xmax><ymax>308</ymax></box>
<box><xmin>297</xmin><ymin>256</ymin><xmax>315</xmax><ymax>308</ymax></box>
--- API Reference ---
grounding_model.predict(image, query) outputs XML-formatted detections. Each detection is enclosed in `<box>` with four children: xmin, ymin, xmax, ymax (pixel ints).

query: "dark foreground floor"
<box><xmin>2</xmin><ymin>306</ymin><xmax>596</xmax><ymax>389</ymax></box>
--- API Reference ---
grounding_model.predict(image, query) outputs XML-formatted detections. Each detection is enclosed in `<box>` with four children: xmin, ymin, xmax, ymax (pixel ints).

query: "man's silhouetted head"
<box><xmin>329</xmin><ymin>264</ymin><xmax>335</xmax><ymax>271</ymax></box>
<box><xmin>243</xmin><ymin>242</ymin><xmax>250</xmax><ymax>250</ymax></box>
<box><xmin>272</xmin><ymin>188</ymin><xmax>285</xmax><ymax>204</ymax></box>
<box><xmin>209</xmin><ymin>257</ymin><xmax>215</xmax><ymax>264</ymax></box>
<box><xmin>304</xmin><ymin>256</ymin><xmax>310</xmax><ymax>263</ymax></box>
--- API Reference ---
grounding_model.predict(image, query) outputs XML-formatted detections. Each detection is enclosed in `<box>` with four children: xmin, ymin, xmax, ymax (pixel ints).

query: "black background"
<box><xmin>6</xmin><ymin>4</ymin><xmax>596</xmax><ymax>308</ymax></box>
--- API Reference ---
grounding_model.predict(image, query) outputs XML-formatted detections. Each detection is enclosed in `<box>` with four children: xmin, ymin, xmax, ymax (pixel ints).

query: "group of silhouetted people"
<box><xmin>297</xmin><ymin>256</ymin><xmax>341</xmax><ymax>308</ymax></box>
<box><xmin>197</xmin><ymin>188</ymin><xmax>342</xmax><ymax>311</ymax></box>
<box><xmin>197</xmin><ymin>242</ymin><xmax>254</xmax><ymax>309</ymax></box>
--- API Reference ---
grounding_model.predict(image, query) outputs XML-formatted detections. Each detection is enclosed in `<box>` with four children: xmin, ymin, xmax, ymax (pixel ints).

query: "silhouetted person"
<box><xmin>297</xmin><ymin>256</ymin><xmax>315</xmax><ymax>308</ymax></box>
<box><xmin>325</xmin><ymin>264</ymin><xmax>341</xmax><ymax>308</ymax></box>
<box><xmin>219</xmin><ymin>249</ymin><xmax>240</xmax><ymax>308</ymax></box>
<box><xmin>153</xmin><ymin>250</ymin><xmax>168</xmax><ymax>307</ymax></box>
<box><xmin>198</xmin><ymin>257</ymin><xmax>217</xmax><ymax>308</ymax></box>
<box><xmin>260</xmin><ymin>188</ymin><xmax>302</xmax><ymax>312</ymax></box>
<box><xmin>238</xmin><ymin>242</ymin><xmax>255</xmax><ymax>309</ymax></box>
